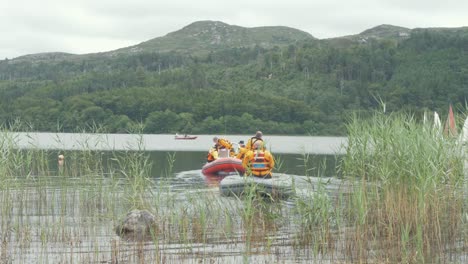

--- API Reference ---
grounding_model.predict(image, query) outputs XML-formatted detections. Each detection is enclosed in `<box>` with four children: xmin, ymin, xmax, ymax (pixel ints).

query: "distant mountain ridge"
<box><xmin>10</xmin><ymin>20</ymin><xmax>468</xmax><ymax>62</ymax></box>
<box><xmin>15</xmin><ymin>52</ymin><xmax>75</xmax><ymax>61</ymax></box>
<box><xmin>358</xmin><ymin>24</ymin><xmax>411</xmax><ymax>39</ymax></box>
<box><xmin>110</xmin><ymin>20</ymin><xmax>315</xmax><ymax>55</ymax></box>
<box><xmin>322</xmin><ymin>24</ymin><xmax>411</xmax><ymax>47</ymax></box>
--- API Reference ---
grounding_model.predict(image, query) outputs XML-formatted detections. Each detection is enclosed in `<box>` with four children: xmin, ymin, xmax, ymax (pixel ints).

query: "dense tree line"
<box><xmin>0</xmin><ymin>29</ymin><xmax>467</xmax><ymax>135</ymax></box>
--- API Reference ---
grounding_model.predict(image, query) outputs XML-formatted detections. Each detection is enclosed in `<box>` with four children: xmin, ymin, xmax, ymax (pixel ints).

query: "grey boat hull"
<box><xmin>219</xmin><ymin>174</ymin><xmax>295</xmax><ymax>199</ymax></box>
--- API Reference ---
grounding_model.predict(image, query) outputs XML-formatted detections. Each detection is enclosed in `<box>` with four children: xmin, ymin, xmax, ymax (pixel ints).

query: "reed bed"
<box><xmin>339</xmin><ymin>112</ymin><xmax>467</xmax><ymax>263</ymax></box>
<box><xmin>0</xmin><ymin>114</ymin><xmax>466</xmax><ymax>263</ymax></box>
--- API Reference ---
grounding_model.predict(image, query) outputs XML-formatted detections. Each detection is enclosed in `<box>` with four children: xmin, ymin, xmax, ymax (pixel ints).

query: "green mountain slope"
<box><xmin>111</xmin><ymin>20</ymin><xmax>315</xmax><ymax>55</ymax></box>
<box><xmin>0</xmin><ymin>21</ymin><xmax>467</xmax><ymax>135</ymax></box>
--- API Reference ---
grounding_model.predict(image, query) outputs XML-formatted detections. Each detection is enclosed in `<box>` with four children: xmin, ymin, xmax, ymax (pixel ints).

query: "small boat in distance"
<box><xmin>174</xmin><ymin>133</ymin><xmax>198</xmax><ymax>140</ymax></box>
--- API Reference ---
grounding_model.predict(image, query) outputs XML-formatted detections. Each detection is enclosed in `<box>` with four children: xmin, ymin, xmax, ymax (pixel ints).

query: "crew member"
<box><xmin>213</xmin><ymin>136</ymin><xmax>235</xmax><ymax>157</ymax></box>
<box><xmin>242</xmin><ymin>141</ymin><xmax>275</xmax><ymax>178</ymax></box>
<box><xmin>246</xmin><ymin>131</ymin><xmax>265</xmax><ymax>151</ymax></box>
<box><xmin>206</xmin><ymin>145</ymin><xmax>219</xmax><ymax>162</ymax></box>
<box><xmin>236</xmin><ymin>140</ymin><xmax>248</xmax><ymax>160</ymax></box>
<box><xmin>213</xmin><ymin>136</ymin><xmax>233</xmax><ymax>150</ymax></box>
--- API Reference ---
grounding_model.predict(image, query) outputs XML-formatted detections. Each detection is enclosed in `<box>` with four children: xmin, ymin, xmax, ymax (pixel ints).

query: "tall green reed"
<box><xmin>339</xmin><ymin>111</ymin><xmax>466</xmax><ymax>263</ymax></box>
<box><xmin>292</xmin><ymin>154</ymin><xmax>336</xmax><ymax>260</ymax></box>
<box><xmin>110</xmin><ymin>132</ymin><xmax>153</xmax><ymax>210</ymax></box>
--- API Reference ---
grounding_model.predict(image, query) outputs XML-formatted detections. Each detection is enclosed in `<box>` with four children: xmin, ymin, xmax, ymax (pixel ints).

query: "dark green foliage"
<box><xmin>0</xmin><ymin>25</ymin><xmax>467</xmax><ymax>135</ymax></box>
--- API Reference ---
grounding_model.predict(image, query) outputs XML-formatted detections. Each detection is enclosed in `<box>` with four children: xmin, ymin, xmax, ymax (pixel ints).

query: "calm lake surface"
<box><xmin>11</xmin><ymin>132</ymin><xmax>347</xmax><ymax>176</ymax></box>
<box><xmin>12</xmin><ymin>132</ymin><xmax>347</xmax><ymax>154</ymax></box>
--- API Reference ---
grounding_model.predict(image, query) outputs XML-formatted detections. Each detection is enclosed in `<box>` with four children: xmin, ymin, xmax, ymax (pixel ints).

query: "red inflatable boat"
<box><xmin>201</xmin><ymin>157</ymin><xmax>245</xmax><ymax>176</ymax></box>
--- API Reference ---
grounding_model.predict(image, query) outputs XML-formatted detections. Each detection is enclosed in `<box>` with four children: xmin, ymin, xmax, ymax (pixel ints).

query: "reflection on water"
<box><xmin>2</xmin><ymin>169</ymin><xmax>346</xmax><ymax>263</ymax></box>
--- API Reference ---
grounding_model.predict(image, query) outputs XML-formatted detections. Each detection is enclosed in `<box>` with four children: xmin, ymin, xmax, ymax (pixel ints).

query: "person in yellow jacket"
<box><xmin>207</xmin><ymin>136</ymin><xmax>234</xmax><ymax>162</ymax></box>
<box><xmin>213</xmin><ymin>136</ymin><xmax>233</xmax><ymax>150</ymax></box>
<box><xmin>213</xmin><ymin>136</ymin><xmax>235</xmax><ymax>157</ymax></box>
<box><xmin>236</xmin><ymin>140</ymin><xmax>249</xmax><ymax>160</ymax></box>
<box><xmin>242</xmin><ymin>141</ymin><xmax>275</xmax><ymax>178</ymax></box>
<box><xmin>206</xmin><ymin>145</ymin><xmax>219</xmax><ymax>162</ymax></box>
<box><xmin>246</xmin><ymin>131</ymin><xmax>265</xmax><ymax>151</ymax></box>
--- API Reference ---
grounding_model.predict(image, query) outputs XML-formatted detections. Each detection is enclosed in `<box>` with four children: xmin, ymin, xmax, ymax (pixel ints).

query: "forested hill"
<box><xmin>0</xmin><ymin>21</ymin><xmax>467</xmax><ymax>135</ymax></box>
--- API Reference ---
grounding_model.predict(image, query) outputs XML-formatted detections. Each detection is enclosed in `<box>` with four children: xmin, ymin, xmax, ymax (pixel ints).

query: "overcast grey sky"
<box><xmin>2</xmin><ymin>0</ymin><xmax>467</xmax><ymax>59</ymax></box>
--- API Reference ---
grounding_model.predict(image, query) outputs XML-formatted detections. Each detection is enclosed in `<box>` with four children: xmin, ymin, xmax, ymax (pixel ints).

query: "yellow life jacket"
<box><xmin>236</xmin><ymin>147</ymin><xmax>248</xmax><ymax>159</ymax></box>
<box><xmin>207</xmin><ymin>147</ymin><xmax>218</xmax><ymax>162</ymax></box>
<box><xmin>217</xmin><ymin>138</ymin><xmax>233</xmax><ymax>150</ymax></box>
<box><xmin>249</xmin><ymin>151</ymin><xmax>271</xmax><ymax>176</ymax></box>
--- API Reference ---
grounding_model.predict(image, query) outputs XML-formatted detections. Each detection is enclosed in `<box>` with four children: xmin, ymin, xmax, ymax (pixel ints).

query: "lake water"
<box><xmin>10</xmin><ymin>132</ymin><xmax>347</xmax><ymax>176</ymax></box>
<box><xmin>2</xmin><ymin>132</ymin><xmax>464</xmax><ymax>263</ymax></box>
<box><xmin>1</xmin><ymin>132</ymin><xmax>351</xmax><ymax>263</ymax></box>
<box><xmin>11</xmin><ymin>132</ymin><xmax>347</xmax><ymax>154</ymax></box>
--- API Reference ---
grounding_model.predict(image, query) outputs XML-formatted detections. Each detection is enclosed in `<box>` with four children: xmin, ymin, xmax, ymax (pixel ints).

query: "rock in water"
<box><xmin>115</xmin><ymin>209</ymin><xmax>157</xmax><ymax>240</ymax></box>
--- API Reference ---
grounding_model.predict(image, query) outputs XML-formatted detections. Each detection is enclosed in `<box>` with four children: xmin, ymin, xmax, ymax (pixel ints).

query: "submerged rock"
<box><xmin>115</xmin><ymin>209</ymin><xmax>158</xmax><ymax>241</ymax></box>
